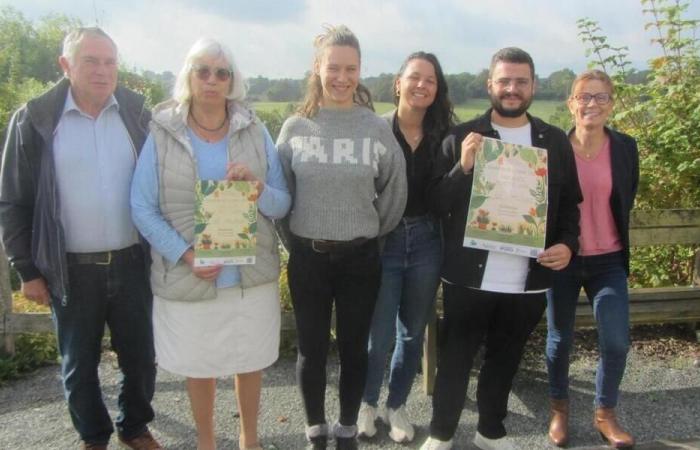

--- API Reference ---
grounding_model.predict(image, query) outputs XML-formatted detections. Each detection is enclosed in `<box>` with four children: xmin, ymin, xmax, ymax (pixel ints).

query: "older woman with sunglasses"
<box><xmin>545</xmin><ymin>70</ymin><xmax>638</xmax><ymax>449</ymax></box>
<box><xmin>131</xmin><ymin>38</ymin><xmax>290</xmax><ymax>450</ymax></box>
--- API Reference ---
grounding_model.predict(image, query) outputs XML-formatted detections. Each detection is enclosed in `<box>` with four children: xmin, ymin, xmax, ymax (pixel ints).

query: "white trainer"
<box><xmin>473</xmin><ymin>431</ymin><xmax>519</xmax><ymax>450</ymax></box>
<box><xmin>357</xmin><ymin>402</ymin><xmax>377</xmax><ymax>438</ymax></box>
<box><xmin>385</xmin><ymin>406</ymin><xmax>415</xmax><ymax>442</ymax></box>
<box><xmin>419</xmin><ymin>436</ymin><xmax>453</xmax><ymax>450</ymax></box>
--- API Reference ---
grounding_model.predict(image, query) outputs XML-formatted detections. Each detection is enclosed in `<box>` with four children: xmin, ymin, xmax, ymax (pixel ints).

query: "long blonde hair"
<box><xmin>297</xmin><ymin>24</ymin><xmax>373</xmax><ymax>118</ymax></box>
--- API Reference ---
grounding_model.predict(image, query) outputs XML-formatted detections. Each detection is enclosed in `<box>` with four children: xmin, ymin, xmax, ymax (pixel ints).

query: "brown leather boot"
<box><xmin>594</xmin><ymin>407</ymin><xmax>635</xmax><ymax>448</ymax></box>
<box><xmin>548</xmin><ymin>398</ymin><xmax>569</xmax><ymax>447</ymax></box>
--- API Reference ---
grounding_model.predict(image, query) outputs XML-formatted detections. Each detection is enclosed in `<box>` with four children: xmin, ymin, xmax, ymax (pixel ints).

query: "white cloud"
<box><xmin>2</xmin><ymin>0</ymin><xmax>698</xmax><ymax>78</ymax></box>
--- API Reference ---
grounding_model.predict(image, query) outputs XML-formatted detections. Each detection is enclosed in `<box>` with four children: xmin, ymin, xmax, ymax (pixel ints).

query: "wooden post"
<box><xmin>0</xmin><ymin>246</ymin><xmax>15</xmax><ymax>355</ymax></box>
<box><xmin>694</xmin><ymin>249</ymin><xmax>700</xmax><ymax>346</ymax></box>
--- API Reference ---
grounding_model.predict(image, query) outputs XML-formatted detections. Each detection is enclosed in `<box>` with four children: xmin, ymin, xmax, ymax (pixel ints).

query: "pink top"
<box><xmin>575</xmin><ymin>137</ymin><xmax>623</xmax><ymax>256</ymax></box>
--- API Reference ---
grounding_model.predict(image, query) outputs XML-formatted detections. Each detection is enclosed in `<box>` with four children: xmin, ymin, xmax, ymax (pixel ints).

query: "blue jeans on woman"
<box><xmin>363</xmin><ymin>215</ymin><xmax>442</xmax><ymax>409</ymax></box>
<box><xmin>546</xmin><ymin>250</ymin><xmax>630</xmax><ymax>408</ymax></box>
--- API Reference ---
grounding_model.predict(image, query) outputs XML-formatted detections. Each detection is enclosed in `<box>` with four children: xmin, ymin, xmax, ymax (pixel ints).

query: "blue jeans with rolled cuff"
<box><xmin>51</xmin><ymin>245</ymin><xmax>156</xmax><ymax>445</ymax></box>
<box><xmin>363</xmin><ymin>215</ymin><xmax>442</xmax><ymax>409</ymax></box>
<box><xmin>546</xmin><ymin>250</ymin><xmax>630</xmax><ymax>408</ymax></box>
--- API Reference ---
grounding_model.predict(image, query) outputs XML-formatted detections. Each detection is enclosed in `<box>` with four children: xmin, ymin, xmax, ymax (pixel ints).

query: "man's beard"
<box><xmin>490</xmin><ymin>92</ymin><xmax>532</xmax><ymax>118</ymax></box>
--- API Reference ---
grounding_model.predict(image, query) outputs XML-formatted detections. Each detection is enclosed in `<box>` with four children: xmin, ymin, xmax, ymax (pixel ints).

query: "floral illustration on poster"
<box><xmin>463</xmin><ymin>137</ymin><xmax>548</xmax><ymax>257</ymax></box>
<box><xmin>194</xmin><ymin>180</ymin><xmax>258</xmax><ymax>267</ymax></box>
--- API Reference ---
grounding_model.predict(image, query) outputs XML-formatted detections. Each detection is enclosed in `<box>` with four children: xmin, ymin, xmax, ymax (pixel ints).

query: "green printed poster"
<box><xmin>194</xmin><ymin>180</ymin><xmax>257</xmax><ymax>267</ymax></box>
<box><xmin>463</xmin><ymin>137</ymin><xmax>548</xmax><ymax>257</ymax></box>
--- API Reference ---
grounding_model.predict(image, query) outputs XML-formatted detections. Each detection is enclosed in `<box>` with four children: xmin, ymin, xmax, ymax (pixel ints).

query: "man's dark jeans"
<box><xmin>430</xmin><ymin>283</ymin><xmax>546</xmax><ymax>441</ymax></box>
<box><xmin>51</xmin><ymin>245</ymin><xmax>156</xmax><ymax>445</ymax></box>
<box><xmin>288</xmin><ymin>237</ymin><xmax>381</xmax><ymax>428</ymax></box>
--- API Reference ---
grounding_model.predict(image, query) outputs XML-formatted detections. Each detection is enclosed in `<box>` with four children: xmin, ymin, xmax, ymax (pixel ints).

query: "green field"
<box><xmin>253</xmin><ymin>99</ymin><xmax>565</xmax><ymax>123</ymax></box>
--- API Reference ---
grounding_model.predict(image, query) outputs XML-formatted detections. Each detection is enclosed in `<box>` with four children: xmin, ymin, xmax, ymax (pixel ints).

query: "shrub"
<box><xmin>578</xmin><ymin>0</ymin><xmax>700</xmax><ymax>287</ymax></box>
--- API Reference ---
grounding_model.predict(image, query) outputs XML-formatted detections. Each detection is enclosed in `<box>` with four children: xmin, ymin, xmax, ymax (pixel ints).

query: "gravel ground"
<box><xmin>1</xmin><ymin>327</ymin><xmax>699</xmax><ymax>450</ymax></box>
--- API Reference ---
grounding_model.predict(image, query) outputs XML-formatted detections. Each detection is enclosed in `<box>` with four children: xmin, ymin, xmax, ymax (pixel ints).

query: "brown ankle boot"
<box><xmin>548</xmin><ymin>398</ymin><xmax>569</xmax><ymax>447</ymax></box>
<box><xmin>594</xmin><ymin>407</ymin><xmax>635</xmax><ymax>448</ymax></box>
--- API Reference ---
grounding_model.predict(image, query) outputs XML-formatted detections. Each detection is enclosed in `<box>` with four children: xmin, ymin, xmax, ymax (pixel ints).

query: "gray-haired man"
<box><xmin>0</xmin><ymin>27</ymin><xmax>161</xmax><ymax>449</ymax></box>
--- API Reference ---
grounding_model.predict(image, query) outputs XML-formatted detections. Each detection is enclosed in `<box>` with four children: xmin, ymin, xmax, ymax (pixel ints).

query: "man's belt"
<box><xmin>66</xmin><ymin>244</ymin><xmax>141</xmax><ymax>265</ymax></box>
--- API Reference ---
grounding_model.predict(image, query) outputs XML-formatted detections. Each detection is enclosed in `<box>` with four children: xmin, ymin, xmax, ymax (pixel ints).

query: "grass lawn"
<box><xmin>253</xmin><ymin>99</ymin><xmax>564</xmax><ymax>122</ymax></box>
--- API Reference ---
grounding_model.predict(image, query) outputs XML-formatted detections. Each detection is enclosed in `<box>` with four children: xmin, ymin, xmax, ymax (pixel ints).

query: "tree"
<box><xmin>578</xmin><ymin>0</ymin><xmax>699</xmax><ymax>209</ymax></box>
<box><xmin>364</xmin><ymin>73</ymin><xmax>395</xmax><ymax>103</ymax></box>
<box><xmin>547</xmin><ymin>68</ymin><xmax>576</xmax><ymax>99</ymax></box>
<box><xmin>0</xmin><ymin>7</ymin><xmax>172</xmax><ymax>141</ymax></box>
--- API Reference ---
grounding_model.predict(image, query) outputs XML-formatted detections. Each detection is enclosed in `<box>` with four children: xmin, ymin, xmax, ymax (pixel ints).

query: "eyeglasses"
<box><xmin>573</xmin><ymin>92</ymin><xmax>612</xmax><ymax>105</ymax></box>
<box><xmin>191</xmin><ymin>64</ymin><xmax>232</xmax><ymax>82</ymax></box>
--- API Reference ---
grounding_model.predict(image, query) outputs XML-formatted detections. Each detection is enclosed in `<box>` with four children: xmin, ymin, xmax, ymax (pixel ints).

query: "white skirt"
<box><xmin>153</xmin><ymin>282</ymin><xmax>280</xmax><ymax>378</ymax></box>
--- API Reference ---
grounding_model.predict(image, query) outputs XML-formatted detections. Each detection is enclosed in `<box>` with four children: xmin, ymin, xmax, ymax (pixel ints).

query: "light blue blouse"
<box><xmin>131</xmin><ymin>125</ymin><xmax>290</xmax><ymax>289</ymax></box>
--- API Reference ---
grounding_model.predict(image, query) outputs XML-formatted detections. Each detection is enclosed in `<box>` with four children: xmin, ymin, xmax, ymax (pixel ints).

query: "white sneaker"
<box><xmin>473</xmin><ymin>431</ymin><xmax>519</xmax><ymax>450</ymax></box>
<box><xmin>357</xmin><ymin>403</ymin><xmax>377</xmax><ymax>438</ymax></box>
<box><xmin>384</xmin><ymin>406</ymin><xmax>415</xmax><ymax>442</ymax></box>
<box><xmin>419</xmin><ymin>436</ymin><xmax>453</xmax><ymax>450</ymax></box>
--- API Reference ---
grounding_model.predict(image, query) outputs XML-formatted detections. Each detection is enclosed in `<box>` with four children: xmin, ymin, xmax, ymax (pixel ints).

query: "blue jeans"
<box><xmin>51</xmin><ymin>246</ymin><xmax>156</xmax><ymax>445</ymax></box>
<box><xmin>546</xmin><ymin>251</ymin><xmax>630</xmax><ymax>408</ymax></box>
<box><xmin>363</xmin><ymin>215</ymin><xmax>441</xmax><ymax>409</ymax></box>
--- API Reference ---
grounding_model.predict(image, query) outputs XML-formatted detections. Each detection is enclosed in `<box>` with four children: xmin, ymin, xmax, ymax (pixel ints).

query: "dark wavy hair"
<box><xmin>394</xmin><ymin>52</ymin><xmax>456</xmax><ymax>141</ymax></box>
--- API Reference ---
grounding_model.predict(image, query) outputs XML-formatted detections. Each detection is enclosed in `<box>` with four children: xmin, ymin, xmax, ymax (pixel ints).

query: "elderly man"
<box><xmin>420</xmin><ymin>47</ymin><xmax>582</xmax><ymax>450</ymax></box>
<box><xmin>0</xmin><ymin>27</ymin><xmax>160</xmax><ymax>450</ymax></box>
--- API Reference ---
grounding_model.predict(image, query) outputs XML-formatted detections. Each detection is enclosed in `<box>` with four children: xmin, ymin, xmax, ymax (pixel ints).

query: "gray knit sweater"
<box><xmin>277</xmin><ymin>107</ymin><xmax>407</xmax><ymax>241</ymax></box>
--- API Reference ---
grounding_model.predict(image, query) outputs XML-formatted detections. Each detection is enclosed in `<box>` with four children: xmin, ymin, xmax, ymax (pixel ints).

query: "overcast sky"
<box><xmin>4</xmin><ymin>0</ymin><xmax>699</xmax><ymax>78</ymax></box>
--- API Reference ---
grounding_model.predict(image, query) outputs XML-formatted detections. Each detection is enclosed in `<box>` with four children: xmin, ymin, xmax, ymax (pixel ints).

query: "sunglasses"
<box><xmin>191</xmin><ymin>64</ymin><xmax>232</xmax><ymax>82</ymax></box>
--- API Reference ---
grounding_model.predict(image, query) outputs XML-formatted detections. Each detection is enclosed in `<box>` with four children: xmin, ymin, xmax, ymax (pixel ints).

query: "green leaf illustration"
<box><xmin>483</xmin><ymin>139</ymin><xmax>502</xmax><ymax>162</ymax></box>
<box><xmin>234</xmin><ymin>182</ymin><xmax>252</xmax><ymax>194</ymax></box>
<box><xmin>194</xmin><ymin>223</ymin><xmax>207</xmax><ymax>234</ymax></box>
<box><xmin>519</xmin><ymin>148</ymin><xmax>538</xmax><ymax>166</ymax></box>
<box><xmin>471</xmin><ymin>195</ymin><xmax>487</xmax><ymax>210</ymax></box>
<box><xmin>200</xmin><ymin>180</ymin><xmax>217</xmax><ymax>196</ymax></box>
<box><xmin>536</xmin><ymin>203</ymin><xmax>547</xmax><ymax>218</ymax></box>
<box><xmin>523</xmin><ymin>215</ymin><xmax>536</xmax><ymax>225</ymax></box>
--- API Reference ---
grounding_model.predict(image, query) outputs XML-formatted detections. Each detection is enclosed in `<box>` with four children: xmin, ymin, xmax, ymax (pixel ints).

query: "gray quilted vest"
<box><xmin>148</xmin><ymin>100</ymin><xmax>280</xmax><ymax>302</ymax></box>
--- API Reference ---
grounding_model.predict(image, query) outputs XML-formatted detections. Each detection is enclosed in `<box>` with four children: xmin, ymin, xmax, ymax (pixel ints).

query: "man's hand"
<box><xmin>21</xmin><ymin>277</ymin><xmax>51</xmax><ymax>306</ymax></box>
<box><xmin>181</xmin><ymin>249</ymin><xmax>222</xmax><ymax>281</ymax></box>
<box><xmin>460</xmin><ymin>132</ymin><xmax>483</xmax><ymax>174</ymax></box>
<box><xmin>537</xmin><ymin>243</ymin><xmax>573</xmax><ymax>271</ymax></box>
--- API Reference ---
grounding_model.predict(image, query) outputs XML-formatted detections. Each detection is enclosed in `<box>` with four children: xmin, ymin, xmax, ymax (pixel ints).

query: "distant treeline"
<box><xmin>242</xmin><ymin>69</ymin><xmax>650</xmax><ymax>103</ymax></box>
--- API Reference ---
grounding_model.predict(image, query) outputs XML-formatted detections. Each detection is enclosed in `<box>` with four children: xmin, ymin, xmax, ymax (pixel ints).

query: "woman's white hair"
<box><xmin>173</xmin><ymin>37</ymin><xmax>247</xmax><ymax>104</ymax></box>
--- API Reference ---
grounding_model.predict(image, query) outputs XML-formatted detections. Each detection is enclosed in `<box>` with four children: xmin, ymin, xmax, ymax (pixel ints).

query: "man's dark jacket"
<box><xmin>0</xmin><ymin>78</ymin><xmax>151</xmax><ymax>304</ymax></box>
<box><xmin>427</xmin><ymin>109</ymin><xmax>583</xmax><ymax>291</ymax></box>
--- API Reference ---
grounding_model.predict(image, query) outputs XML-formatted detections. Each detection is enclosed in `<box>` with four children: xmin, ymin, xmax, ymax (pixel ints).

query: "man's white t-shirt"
<box><xmin>479</xmin><ymin>122</ymin><xmax>544</xmax><ymax>294</ymax></box>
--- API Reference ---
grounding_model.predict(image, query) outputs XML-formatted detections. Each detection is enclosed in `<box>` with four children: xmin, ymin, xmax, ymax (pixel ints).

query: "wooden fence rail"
<box><xmin>1</xmin><ymin>209</ymin><xmax>699</xmax><ymax>377</ymax></box>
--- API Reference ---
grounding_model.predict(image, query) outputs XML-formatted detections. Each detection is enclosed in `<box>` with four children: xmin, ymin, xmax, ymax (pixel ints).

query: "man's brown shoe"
<box><xmin>548</xmin><ymin>398</ymin><xmax>569</xmax><ymax>447</ymax></box>
<box><xmin>79</xmin><ymin>441</ymin><xmax>108</xmax><ymax>450</ymax></box>
<box><xmin>118</xmin><ymin>430</ymin><xmax>163</xmax><ymax>450</ymax></box>
<box><xmin>594</xmin><ymin>407</ymin><xmax>635</xmax><ymax>448</ymax></box>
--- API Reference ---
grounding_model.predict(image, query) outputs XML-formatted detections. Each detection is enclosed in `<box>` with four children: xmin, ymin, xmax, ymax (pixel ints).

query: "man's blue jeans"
<box><xmin>51</xmin><ymin>245</ymin><xmax>156</xmax><ymax>445</ymax></box>
<box><xmin>363</xmin><ymin>216</ymin><xmax>441</xmax><ymax>409</ymax></box>
<box><xmin>546</xmin><ymin>251</ymin><xmax>630</xmax><ymax>408</ymax></box>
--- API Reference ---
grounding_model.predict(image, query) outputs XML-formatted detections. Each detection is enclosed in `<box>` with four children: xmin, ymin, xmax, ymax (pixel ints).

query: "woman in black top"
<box><xmin>358</xmin><ymin>52</ymin><xmax>455</xmax><ymax>443</ymax></box>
